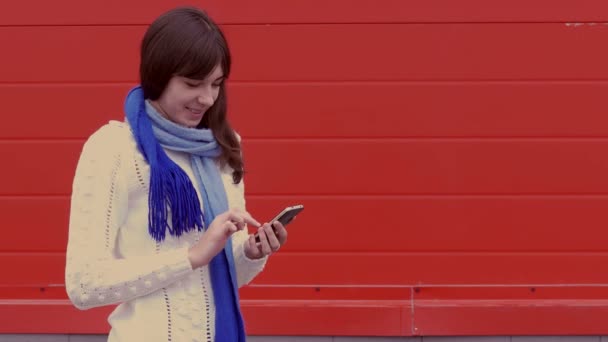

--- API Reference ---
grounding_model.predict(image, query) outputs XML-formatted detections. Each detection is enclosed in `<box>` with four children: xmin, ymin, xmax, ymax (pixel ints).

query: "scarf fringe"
<box><xmin>148</xmin><ymin>162</ymin><xmax>204</xmax><ymax>242</ymax></box>
<box><xmin>125</xmin><ymin>86</ymin><xmax>205</xmax><ymax>242</ymax></box>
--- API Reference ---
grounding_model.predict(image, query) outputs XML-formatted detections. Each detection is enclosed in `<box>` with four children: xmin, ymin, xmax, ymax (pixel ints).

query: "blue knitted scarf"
<box><xmin>124</xmin><ymin>86</ymin><xmax>245</xmax><ymax>341</ymax></box>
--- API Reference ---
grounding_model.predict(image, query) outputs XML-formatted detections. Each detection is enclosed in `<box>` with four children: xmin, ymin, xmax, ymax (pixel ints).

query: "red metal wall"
<box><xmin>3</xmin><ymin>0</ymin><xmax>608</xmax><ymax>336</ymax></box>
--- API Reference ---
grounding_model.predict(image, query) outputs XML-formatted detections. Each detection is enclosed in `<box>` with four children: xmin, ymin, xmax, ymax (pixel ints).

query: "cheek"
<box><xmin>161</xmin><ymin>95</ymin><xmax>189</xmax><ymax>119</ymax></box>
<box><xmin>169</xmin><ymin>93</ymin><xmax>190</xmax><ymax>109</ymax></box>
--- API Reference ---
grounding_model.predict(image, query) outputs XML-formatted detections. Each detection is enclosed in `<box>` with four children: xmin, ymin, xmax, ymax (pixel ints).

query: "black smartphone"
<box><xmin>254</xmin><ymin>205</ymin><xmax>304</xmax><ymax>243</ymax></box>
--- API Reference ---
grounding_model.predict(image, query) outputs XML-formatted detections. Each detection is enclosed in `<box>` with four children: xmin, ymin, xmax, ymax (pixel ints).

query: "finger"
<box><xmin>257</xmin><ymin>226</ymin><xmax>273</xmax><ymax>255</ymax></box>
<box><xmin>248</xmin><ymin>234</ymin><xmax>257</xmax><ymax>249</ymax></box>
<box><xmin>227</xmin><ymin>211</ymin><xmax>245</xmax><ymax>224</ymax></box>
<box><xmin>224</xmin><ymin>221</ymin><xmax>238</xmax><ymax>236</ymax></box>
<box><xmin>271</xmin><ymin>221</ymin><xmax>286</xmax><ymax>235</ymax></box>
<box><xmin>271</xmin><ymin>221</ymin><xmax>288</xmax><ymax>244</ymax></box>
<box><xmin>226</xmin><ymin>215</ymin><xmax>247</xmax><ymax>232</ymax></box>
<box><xmin>264</xmin><ymin>223</ymin><xmax>281</xmax><ymax>251</ymax></box>
<box><xmin>228</xmin><ymin>210</ymin><xmax>261</xmax><ymax>228</ymax></box>
<box><xmin>242</xmin><ymin>211</ymin><xmax>261</xmax><ymax>228</ymax></box>
<box><xmin>246</xmin><ymin>234</ymin><xmax>261</xmax><ymax>258</ymax></box>
<box><xmin>233</xmin><ymin>220</ymin><xmax>247</xmax><ymax>231</ymax></box>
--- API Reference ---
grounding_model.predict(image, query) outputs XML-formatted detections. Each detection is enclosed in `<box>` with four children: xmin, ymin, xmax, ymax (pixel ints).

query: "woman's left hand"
<box><xmin>244</xmin><ymin>221</ymin><xmax>288</xmax><ymax>260</ymax></box>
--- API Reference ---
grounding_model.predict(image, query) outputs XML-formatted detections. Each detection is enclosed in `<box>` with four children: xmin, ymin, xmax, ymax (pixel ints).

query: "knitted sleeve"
<box><xmin>65</xmin><ymin>123</ymin><xmax>194</xmax><ymax>310</ymax></box>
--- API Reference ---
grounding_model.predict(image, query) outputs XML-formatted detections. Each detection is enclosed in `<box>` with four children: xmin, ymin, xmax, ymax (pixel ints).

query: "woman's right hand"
<box><xmin>188</xmin><ymin>208</ymin><xmax>261</xmax><ymax>269</ymax></box>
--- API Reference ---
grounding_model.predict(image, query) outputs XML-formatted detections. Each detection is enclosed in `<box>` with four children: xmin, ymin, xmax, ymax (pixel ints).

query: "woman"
<box><xmin>65</xmin><ymin>6</ymin><xmax>287</xmax><ymax>342</ymax></box>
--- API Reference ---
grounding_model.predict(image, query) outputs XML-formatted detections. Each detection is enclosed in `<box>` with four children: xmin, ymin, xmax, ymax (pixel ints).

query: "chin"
<box><xmin>186</xmin><ymin>120</ymin><xmax>203</xmax><ymax>128</ymax></box>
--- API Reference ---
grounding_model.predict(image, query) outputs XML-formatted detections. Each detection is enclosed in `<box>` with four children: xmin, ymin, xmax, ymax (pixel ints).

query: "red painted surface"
<box><xmin>2</xmin><ymin>0</ymin><xmax>608</xmax><ymax>336</ymax></box>
<box><xmin>1</xmin><ymin>0</ymin><xmax>608</xmax><ymax>25</ymax></box>
<box><xmin>4</xmin><ymin>25</ymin><xmax>608</xmax><ymax>82</ymax></box>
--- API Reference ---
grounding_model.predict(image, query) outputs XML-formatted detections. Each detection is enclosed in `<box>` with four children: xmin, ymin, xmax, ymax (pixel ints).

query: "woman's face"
<box><xmin>151</xmin><ymin>64</ymin><xmax>224</xmax><ymax>128</ymax></box>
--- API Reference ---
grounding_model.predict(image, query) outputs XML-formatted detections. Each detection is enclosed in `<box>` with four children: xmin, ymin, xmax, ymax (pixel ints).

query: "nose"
<box><xmin>197</xmin><ymin>88</ymin><xmax>214</xmax><ymax>107</ymax></box>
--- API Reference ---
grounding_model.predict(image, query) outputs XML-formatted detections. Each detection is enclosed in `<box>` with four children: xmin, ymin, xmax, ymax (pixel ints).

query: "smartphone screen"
<box><xmin>254</xmin><ymin>205</ymin><xmax>304</xmax><ymax>243</ymax></box>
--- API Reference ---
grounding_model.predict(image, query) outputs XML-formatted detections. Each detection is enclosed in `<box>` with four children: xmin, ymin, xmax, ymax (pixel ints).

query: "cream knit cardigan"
<box><xmin>65</xmin><ymin>121</ymin><xmax>267</xmax><ymax>342</ymax></box>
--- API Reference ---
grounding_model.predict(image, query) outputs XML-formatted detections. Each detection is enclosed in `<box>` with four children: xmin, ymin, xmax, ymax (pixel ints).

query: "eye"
<box><xmin>185</xmin><ymin>81</ymin><xmax>199</xmax><ymax>88</ymax></box>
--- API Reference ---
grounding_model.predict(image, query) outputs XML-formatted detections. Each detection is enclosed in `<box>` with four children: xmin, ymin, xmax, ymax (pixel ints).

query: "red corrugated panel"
<box><xmin>5</xmin><ymin>196</ymin><xmax>608</xmax><ymax>253</ymax></box>
<box><xmin>4</xmin><ymin>287</ymin><xmax>608</xmax><ymax>335</ymax></box>
<box><xmin>1</xmin><ymin>0</ymin><xmax>608</xmax><ymax>25</ymax></box>
<box><xmin>3</xmin><ymin>25</ymin><xmax>608</xmax><ymax>82</ymax></box>
<box><xmin>4</xmin><ymin>83</ymin><xmax>608</xmax><ymax>139</ymax></box>
<box><xmin>5</xmin><ymin>253</ymin><xmax>608</xmax><ymax>288</ymax></box>
<box><xmin>6</xmin><ymin>141</ymin><xmax>608</xmax><ymax>195</ymax></box>
<box><xmin>0</xmin><ymin>299</ymin><xmax>411</xmax><ymax>335</ymax></box>
<box><xmin>3</xmin><ymin>0</ymin><xmax>608</xmax><ymax>337</ymax></box>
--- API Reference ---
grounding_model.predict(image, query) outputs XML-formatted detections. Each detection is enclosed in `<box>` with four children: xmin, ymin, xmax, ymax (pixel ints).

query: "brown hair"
<box><xmin>140</xmin><ymin>6</ymin><xmax>243</xmax><ymax>183</ymax></box>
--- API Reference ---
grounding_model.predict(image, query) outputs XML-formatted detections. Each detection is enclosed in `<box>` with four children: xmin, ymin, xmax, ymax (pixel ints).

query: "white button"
<box><xmin>129</xmin><ymin>286</ymin><xmax>137</xmax><ymax>294</ymax></box>
<box><xmin>145</xmin><ymin>280</ymin><xmax>152</xmax><ymax>288</ymax></box>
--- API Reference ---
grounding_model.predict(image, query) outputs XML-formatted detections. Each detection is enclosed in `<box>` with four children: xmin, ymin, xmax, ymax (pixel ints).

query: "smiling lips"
<box><xmin>186</xmin><ymin>106</ymin><xmax>204</xmax><ymax>115</ymax></box>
